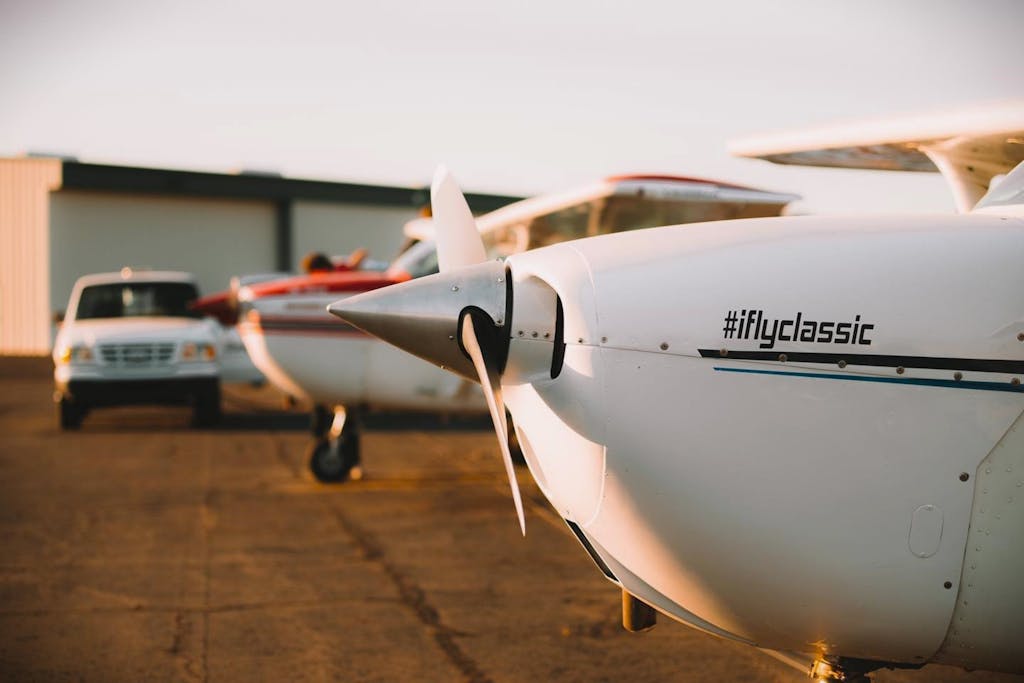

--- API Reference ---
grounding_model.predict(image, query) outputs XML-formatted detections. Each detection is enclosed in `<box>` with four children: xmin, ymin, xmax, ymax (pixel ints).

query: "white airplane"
<box><xmin>224</xmin><ymin>175</ymin><xmax>797</xmax><ymax>482</ymax></box>
<box><xmin>328</xmin><ymin>106</ymin><xmax>1024</xmax><ymax>681</ymax></box>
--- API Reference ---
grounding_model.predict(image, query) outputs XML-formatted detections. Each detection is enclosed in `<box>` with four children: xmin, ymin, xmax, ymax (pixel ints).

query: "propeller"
<box><xmin>432</xmin><ymin>167</ymin><xmax>525</xmax><ymax>535</ymax></box>
<box><xmin>461</xmin><ymin>310</ymin><xmax>525</xmax><ymax>535</ymax></box>
<box><xmin>329</xmin><ymin>166</ymin><xmax>526</xmax><ymax>534</ymax></box>
<box><xmin>432</xmin><ymin>166</ymin><xmax>487</xmax><ymax>271</ymax></box>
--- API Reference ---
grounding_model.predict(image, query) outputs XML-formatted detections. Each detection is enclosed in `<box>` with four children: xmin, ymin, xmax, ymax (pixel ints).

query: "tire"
<box><xmin>192</xmin><ymin>384</ymin><xmax>222</xmax><ymax>428</ymax></box>
<box><xmin>59</xmin><ymin>397</ymin><xmax>83</xmax><ymax>430</ymax></box>
<box><xmin>308</xmin><ymin>435</ymin><xmax>360</xmax><ymax>483</ymax></box>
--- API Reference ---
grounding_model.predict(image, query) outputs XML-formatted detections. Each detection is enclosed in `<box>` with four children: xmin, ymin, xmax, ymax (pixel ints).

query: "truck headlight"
<box><xmin>58</xmin><ymin>345</ymin><xmax>94</xmax><ymax>364</ymax></box>
<box><xmin>181</xmin><ymin>342</ymin><xmax>217</xmax><ymax>362</ymax></box>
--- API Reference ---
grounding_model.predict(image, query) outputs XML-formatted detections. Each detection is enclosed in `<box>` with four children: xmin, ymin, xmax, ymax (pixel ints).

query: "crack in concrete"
<box><xmin>169</xmin><ymin>611</ymin><xmax>202</xmax><ymax>682</ymax></box>
<box><xmin>168</xmin><ymin>611</ymin><xmax>187</xmax><ymax>654</ymax></box>
<box><xmin>264</xmin><ymin>426</ymin><xmax>495</xmax><ymax>682</ymax></box>
<box><xmin>324</xmin><ymin>503</ymin><xmax>493</xmax><ymax>683</ymax></box>
<box><xmin>199</xmin><ymin>447</ymin><xmax>212</xmax><ymax>683</ymax></box>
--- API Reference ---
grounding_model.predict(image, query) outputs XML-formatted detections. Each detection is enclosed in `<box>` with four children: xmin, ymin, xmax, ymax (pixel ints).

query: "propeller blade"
<box><xmin>461</xmin><ymin>311</ymin><xmax>525</xmax><ymax>535</ymax></box>
<box><xmin>432</xmin><ymin>166</ymin><xmax>487</xmax><ymax>272</ymax></box>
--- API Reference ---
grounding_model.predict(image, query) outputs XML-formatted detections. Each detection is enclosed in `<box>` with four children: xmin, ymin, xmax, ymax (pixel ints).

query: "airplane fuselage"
<box><xmin>238</xmin><ymin>289</ymin><xmax>485</xmax><ymax>412</ymax></box>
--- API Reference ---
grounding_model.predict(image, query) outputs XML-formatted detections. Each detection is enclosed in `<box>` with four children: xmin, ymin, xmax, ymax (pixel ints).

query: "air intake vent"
<box><xmin>551</xmin><ymin>296</ymin><xmax>566</xmax><ymax>379</ymax></box>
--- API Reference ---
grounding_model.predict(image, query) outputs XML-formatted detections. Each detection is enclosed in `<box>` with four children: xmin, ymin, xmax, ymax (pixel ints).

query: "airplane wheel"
<box><xmin>59</xmin><ymin>397</ymin><xmax>83</xmax><ymax>430</ymax></box>
<box><xmin>308</xmin><ymin>435</ymin><xmax>360</xmax><ymax>483</ymax></box>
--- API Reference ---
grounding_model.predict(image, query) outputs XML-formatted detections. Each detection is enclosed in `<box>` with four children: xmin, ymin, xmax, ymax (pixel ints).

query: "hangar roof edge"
<box><xmin>51</xmin><ymin>160</ymin><xmax>522</xmax><ymax>213</ymax></box>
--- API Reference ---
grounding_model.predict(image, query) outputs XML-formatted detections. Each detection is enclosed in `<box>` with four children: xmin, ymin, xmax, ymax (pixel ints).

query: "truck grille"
<box><xmin>99</xmin><ymin>343</ymin><xmax>176</xmax><ymax>367</ymax></box>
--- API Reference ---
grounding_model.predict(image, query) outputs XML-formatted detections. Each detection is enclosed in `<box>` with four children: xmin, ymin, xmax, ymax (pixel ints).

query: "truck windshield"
<box><xmin>76</xmin><ymin>282</ymin><xmax>200</xmax><ymax>320</ymax></box>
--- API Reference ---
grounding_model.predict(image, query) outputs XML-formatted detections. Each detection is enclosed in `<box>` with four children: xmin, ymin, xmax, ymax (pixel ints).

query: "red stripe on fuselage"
<box><xmin>244</xmin><ymin>271</ymin><xmax>411</xmax><ymax>299</ymax></box>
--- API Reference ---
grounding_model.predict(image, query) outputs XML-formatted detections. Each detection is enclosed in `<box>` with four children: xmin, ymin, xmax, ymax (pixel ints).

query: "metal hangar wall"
<box><xmin>0</xmin><ymin>157</ymin><xmax>519</xmax><ymax>355</ymax></box>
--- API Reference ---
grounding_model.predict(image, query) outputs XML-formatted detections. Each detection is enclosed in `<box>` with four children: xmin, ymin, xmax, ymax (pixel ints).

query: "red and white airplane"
<box><xmin>329</xmin><ymin>103</ymin><xmax>1024</xmax><ymax>681</ymax></box>
<box><xmin>209</xmin><ymin>175</ymin><xmax>798</xmax><ymax>482</ymax></box>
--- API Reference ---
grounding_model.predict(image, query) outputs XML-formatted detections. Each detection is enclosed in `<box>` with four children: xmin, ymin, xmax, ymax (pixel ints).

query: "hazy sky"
<box><xmin>1</xmin><ymin>0</ymin><xmax>1020</xmax><ymax>213</ymax></box>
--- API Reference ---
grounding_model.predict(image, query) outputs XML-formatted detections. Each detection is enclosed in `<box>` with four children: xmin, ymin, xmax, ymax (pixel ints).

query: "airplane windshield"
<box><xmin>76</xmin><ymin>282</ymin><xmax>201</xmax><ymax>320</ymax></box>
<box><xmin>520</xmin><ymin>194</ymin><xmax>788</xmax><ymax>250</ymax></box>
<box><xmin>387</xmin><ymin>240</ymin><xmax>440</xmax><ymax>279</ymax></box>
<box><xmin>525</xmin><ymin>202</ymin><xmax>593</xmax><ymax>248</ymax></box>
<box><xmin>387</xmin><ymin>231</ymin><xmax>515</xmax><ymax>279</ymax></box>
<box><xmin>389</xmin><ymin>185</ymin><xmax>792</xmax><ymax>277</ymax></box>
<box><xmin>599</xmin><ymin>195</ymin><xmax>787</xmax><ymax>235</ymax></box>
<box><xmin>975</xmin><ymin>161</ymin><xmax>1024</xmax><ymax>210</ymax></box>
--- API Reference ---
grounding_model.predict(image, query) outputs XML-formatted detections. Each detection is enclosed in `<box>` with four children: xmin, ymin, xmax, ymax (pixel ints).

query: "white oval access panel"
<box><xmin>909</xmin><ymin>504</ymin><xmax>944</xmax><ymax>558</ymax></box>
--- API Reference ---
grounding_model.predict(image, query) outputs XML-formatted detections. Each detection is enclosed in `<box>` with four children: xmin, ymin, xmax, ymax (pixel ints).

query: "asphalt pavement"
<box><xmin>0</xmin><ymin>359</ymin><xmax>1019</xmax><ymax>682</ymax></box>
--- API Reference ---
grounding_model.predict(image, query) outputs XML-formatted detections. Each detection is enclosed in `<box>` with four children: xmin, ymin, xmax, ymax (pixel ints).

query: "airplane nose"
<box><xmin>328</xmin><ymin>259</ymin><xmax>510</xmax><ymax>382</ymax></box>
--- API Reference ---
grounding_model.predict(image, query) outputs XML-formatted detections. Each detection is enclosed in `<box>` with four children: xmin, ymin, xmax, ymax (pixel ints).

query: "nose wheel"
<box><xmin>810</xmin><ymin>656</ymin><xmax>902</xmax><ymax>682</ymax></box>
<box><xmin>308</xmin><ymin>405</ymin><xmax>362</xmax><ymax>483</ymax></box>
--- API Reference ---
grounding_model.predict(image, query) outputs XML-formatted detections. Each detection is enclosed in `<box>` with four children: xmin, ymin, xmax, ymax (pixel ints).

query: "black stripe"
<box><xmin>564</xmin><ymin>520</ymin><xmax>617</xmax><ymax>582</ymax></box>
<box><xmin>698</xmin><ymin>349</ymin><xmax>1024</xmax><ymax>374</ymax></box>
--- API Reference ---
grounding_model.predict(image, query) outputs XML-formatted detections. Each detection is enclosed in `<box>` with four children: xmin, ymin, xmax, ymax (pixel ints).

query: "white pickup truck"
<box><xmin>53</xmin><ymin>269</ymin><xmax>223</xmax><ymax>429</ymax></box>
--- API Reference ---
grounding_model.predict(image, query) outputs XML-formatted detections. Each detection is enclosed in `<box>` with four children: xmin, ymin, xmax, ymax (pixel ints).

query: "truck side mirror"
<box><xmin>54</xmin><ymin>310</ymin><xmax>65</xmax><ymax>324</ymax></box>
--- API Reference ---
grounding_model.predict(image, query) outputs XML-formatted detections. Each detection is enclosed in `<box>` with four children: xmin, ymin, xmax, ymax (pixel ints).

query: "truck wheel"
<box><xmin>193</xmin><ymin>384</ymin><xmax>222</xmax><ymax>428</ymax></box>
<box><xmin>59</xmin><ymin>397</ymin><xmax>83</xmax><ymax>430</ymax></box>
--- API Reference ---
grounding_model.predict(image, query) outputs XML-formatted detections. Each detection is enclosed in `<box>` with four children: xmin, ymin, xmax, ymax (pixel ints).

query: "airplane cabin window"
<box><xmin>527</xmin><ymin>203</ymin><xmax>592</xmax><ymax>249</ymax></box>
<box><xmin>601</xmin><ymin>195</ymin><xmax>787</xmax><ymax>232</ymax></box>
<box><xmin>485</xmin><ymin>223</ymin><xmax>528</xmax><ymax>257</ymax></box>
<box><xmin>731</xmin><ymin>202</ymin><xmax>791</xmax><ymax>219</ymax></box>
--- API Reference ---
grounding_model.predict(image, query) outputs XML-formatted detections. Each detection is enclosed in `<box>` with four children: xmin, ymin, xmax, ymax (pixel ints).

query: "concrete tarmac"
<box><xmin>0</xmin><ymin>361</ymin><xmax>1020</xmax><ymax>682</ymax></box>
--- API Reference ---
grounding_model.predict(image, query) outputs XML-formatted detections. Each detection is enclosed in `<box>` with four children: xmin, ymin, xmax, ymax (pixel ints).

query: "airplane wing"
<box><xmin>729</xmin><ymin>101</ymin><xmax>1024</xmax><ymax>212</ymax></box>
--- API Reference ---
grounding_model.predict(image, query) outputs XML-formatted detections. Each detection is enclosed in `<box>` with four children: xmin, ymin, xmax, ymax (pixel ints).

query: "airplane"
<box><xmin>327</xmin><ymin>104</ymin><xmax>1024</xmax><ymax>681</ymax></box>
<box><xmin>214</xmin><ymin>175</ymin><xmax>798</xmax><ymax>482</ymax></box>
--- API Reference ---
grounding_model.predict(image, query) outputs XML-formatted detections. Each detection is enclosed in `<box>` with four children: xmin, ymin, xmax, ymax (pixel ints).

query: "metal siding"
<box><xmin>291</xmin><ymin>200</ymin><xmax>417</xmax><ymax>270</ymax></box>
<box><xmin>0</xmin><ymin>159</ymin><xmax>61</xmax><ymax>355</ymax></box>
<box><xmin>48</xmin><ymin>191</ymin><xmax>277</xmax><ymax>314</ymax></box>
<box><xmin>0</xmin><ymin>158</ymin><xmax>521</xmax><ymax>356</ymax></box>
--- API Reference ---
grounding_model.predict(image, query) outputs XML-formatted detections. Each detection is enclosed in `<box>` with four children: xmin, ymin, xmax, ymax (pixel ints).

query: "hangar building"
<box><xmin>0</xmin><ymin>157</ymin><xmax>518</xmax><ymax>355</ymax></box>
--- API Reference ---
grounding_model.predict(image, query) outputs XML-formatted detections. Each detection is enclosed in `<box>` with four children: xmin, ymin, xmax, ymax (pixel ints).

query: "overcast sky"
<box><xmin>1</xmin><ymin>0</ymin><xmax>1020</xmax><ymax>213</ymax></box>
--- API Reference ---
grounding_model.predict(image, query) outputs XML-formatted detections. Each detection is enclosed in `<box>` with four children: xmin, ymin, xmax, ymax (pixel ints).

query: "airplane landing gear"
<box><xmin>621</xmin><ymin>590</ymin><xmax>657</xmax><ymax>632</ymax></box>
<box><xmin>810</xmin><ymin>655</ymin><xmax>915</xmax><ymax>682</ymax></box>
<box><xmin>308</xmin><ymin>405</ymin><xmax>362</xmax><ymax>483</ymax></box>
<box><xmin>311</xmin><ymin>404</ymin><xmax>332</xmax><ymax>440</ymax></box>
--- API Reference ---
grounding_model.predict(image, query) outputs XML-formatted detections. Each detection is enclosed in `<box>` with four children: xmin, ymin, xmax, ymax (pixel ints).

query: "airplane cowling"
<box><xmin>501</xmin><ymin>247</ymin><xmax>609</xmax><ymax>526</ymax></box>
<box><xmin>501</xmin><ymin>212</ymin><xmax>1024</xmax><ymax>669</ymax></box>
<box><xmin>932</xmin><ymin>409</ymin><xmax>1024</xmax><ymax>673</ymax></box>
